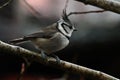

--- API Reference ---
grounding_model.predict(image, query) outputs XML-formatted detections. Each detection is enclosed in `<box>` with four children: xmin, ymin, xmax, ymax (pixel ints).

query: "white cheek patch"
<box><xmin>58</xmin><ymin>23</ymin><xmax>66</xmax><ymax>34</ymax></box>
<box><xmin>58</xmin><ymin>23</ymin><xmax>72</xmax><ymax>37</ymax></box>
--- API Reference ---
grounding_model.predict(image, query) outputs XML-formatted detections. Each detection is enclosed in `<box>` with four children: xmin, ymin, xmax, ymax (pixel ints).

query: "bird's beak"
<box><xmin>74</xmin><ymin>28</ymin><xmax>77</xmax><ymax>31</ymax></box>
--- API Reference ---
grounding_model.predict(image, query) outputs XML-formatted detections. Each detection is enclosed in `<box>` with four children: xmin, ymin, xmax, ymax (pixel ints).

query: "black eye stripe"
<box><xmin>56</xmin><ymin>22</ymin><xmax>70</xmax><ymax>40</ymax></box>
<box><xmin>62</xmin><ymin>23</ymin><xmax>72</xmax><ymax>29</ymax></box>
<box><xmin>61</xmin><ymin>23</ymin><xmax>70</xmax><ymax>33</ymax></box>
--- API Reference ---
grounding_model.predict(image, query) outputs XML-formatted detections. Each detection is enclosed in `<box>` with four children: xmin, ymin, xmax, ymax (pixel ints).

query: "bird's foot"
<box><xmin>39</xmin><ymin>51</ymin><xmax>60</xmax><ymax>64</ymax></box>
<box><xmin>49</xmin><ymin>54</ymin><xmax>61</xmax><ymax>64</ymax></box>
<box><xmin>40</xmin><ymin>51</ymin><xmax>48</xmax><ymax>63</ymax></box>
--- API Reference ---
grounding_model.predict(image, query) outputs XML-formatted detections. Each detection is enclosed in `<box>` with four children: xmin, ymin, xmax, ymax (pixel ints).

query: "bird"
<box><xmin>10</xmin><ymin>0</ymin><xmax>76</xmax><ymax>63</ymax></box>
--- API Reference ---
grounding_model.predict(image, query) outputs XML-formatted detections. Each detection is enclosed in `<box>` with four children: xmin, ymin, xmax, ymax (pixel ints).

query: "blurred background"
<box><xmin>0</xmin><ymin>0</ymin><xmax>120</xmax><ymax>80</ymax></box>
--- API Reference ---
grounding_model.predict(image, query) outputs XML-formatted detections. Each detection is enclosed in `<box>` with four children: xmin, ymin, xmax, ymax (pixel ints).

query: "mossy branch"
<box><xmin>75</xmin><ymin>0</ymin><xmax>120</xmax><ymax>14</ymax></box>
<box><xmin>0</xmin><ymin>40</ymin><xmax>119</xmax><ymax>80</ymax></box>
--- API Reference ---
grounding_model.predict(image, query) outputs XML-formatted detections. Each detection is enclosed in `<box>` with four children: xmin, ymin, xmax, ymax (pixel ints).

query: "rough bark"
<box><xmin>0</xmin><ymin>40</ymin><xmax>119</xmax><ymax>80</ymax></box>
<box><xmin>75</xmin><ymin>0</ymin><xmax>120</xmax><ymax>14</ymax></box>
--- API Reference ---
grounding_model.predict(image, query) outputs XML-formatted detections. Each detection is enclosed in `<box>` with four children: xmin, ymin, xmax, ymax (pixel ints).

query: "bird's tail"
<box><xmin>9</xmin><ymin>38</ymin><xmax>27</xmax><ymax>45</ymax></box>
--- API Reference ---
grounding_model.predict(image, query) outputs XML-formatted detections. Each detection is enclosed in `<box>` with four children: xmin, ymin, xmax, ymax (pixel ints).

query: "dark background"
<box><xmin>0</xmin><ymin>0</ymin><xmax>120</xmax><ymax>80</ymax></box>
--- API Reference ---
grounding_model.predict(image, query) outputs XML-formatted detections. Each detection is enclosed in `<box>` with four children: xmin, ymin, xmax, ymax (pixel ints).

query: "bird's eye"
<box><xmin>61</xmin><ymin>23</ymin><xmax>73</xmax><ymax>34</ymax></box>
<box><xmin>62</xmin><ymin>23</ymin><xmax>72</xmax><ymax>29</ymax></box>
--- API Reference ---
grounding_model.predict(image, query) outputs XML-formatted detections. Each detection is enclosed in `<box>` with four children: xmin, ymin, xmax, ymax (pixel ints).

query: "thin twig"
<box><xmin>23</xmin><ymin>0</ymin><xmax>41</xmax><ymax>17</ymax></box>
<box><xmin>68</xmin><ymin>10</ymin><xmax>105</xmax><ymax>17</ymax></box>
<box><xmin>17</xmin><ymin>58</ymin><xmax>31</xmax><ymax>80</ymax></box>
<box><xmin>17</xmin><ymin>63</ymin><xmax>25</xmax><ymax>80</ymax></box>
<box><xmin>0</xmin><ymin>40</ymin><xmax>119</xmax><ymax>80</ymax></box>
<box><xmin>64</xmin><ymin>0</ymin><xmax>69</xmax><ymax>12</ymax></box>
<box><xmin>0</xmin><ymin>0</ymin><xmax>12</xmax><ymax>8</ymax></box>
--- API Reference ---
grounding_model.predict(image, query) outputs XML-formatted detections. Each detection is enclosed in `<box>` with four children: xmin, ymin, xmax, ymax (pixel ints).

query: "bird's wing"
<box><xmin>24</xmin><ymin>23</ymin><xmax>58</xmax><ymax>39</ymax></box>
<box><xmin>10</xmin><ymin>23</ymin><xmax>58</xmax><ymax>44</ymax></box>
<box><xmin>24</xmin><ymin>30</ymin><xmax>57</xmax><ymax>40</ymax></box>
<box><xmin>10</xmin><ymin>31</ymin><xmax>57</xmax><ymax>45</ymax></box>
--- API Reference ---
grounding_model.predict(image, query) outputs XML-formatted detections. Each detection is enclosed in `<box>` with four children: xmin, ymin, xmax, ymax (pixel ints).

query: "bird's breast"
<box><xmin>32</xmin><ymin>32</ymin><xmax>69</xmax><ymax>54</ymax></box>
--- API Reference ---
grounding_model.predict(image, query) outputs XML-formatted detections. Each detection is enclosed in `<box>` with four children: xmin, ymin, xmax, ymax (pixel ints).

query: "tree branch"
<box><xmin>0</xmin><ymin>40</ymin><xmax>119</xmax><ymax>80</ymax></box>
<box><xmin>75</xmin><ymin>0</ymin><xmax>120</xmax><ymax>14</ymax></box>
<box><xmin>0</xmin><ymin>0</ymin><xmax>12</xmax><ymax>8</ymax></box>
<box><xmin>67</xmin><ymin>10</ymin><xmax>105</xmax><ymax>17</ymax></box>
